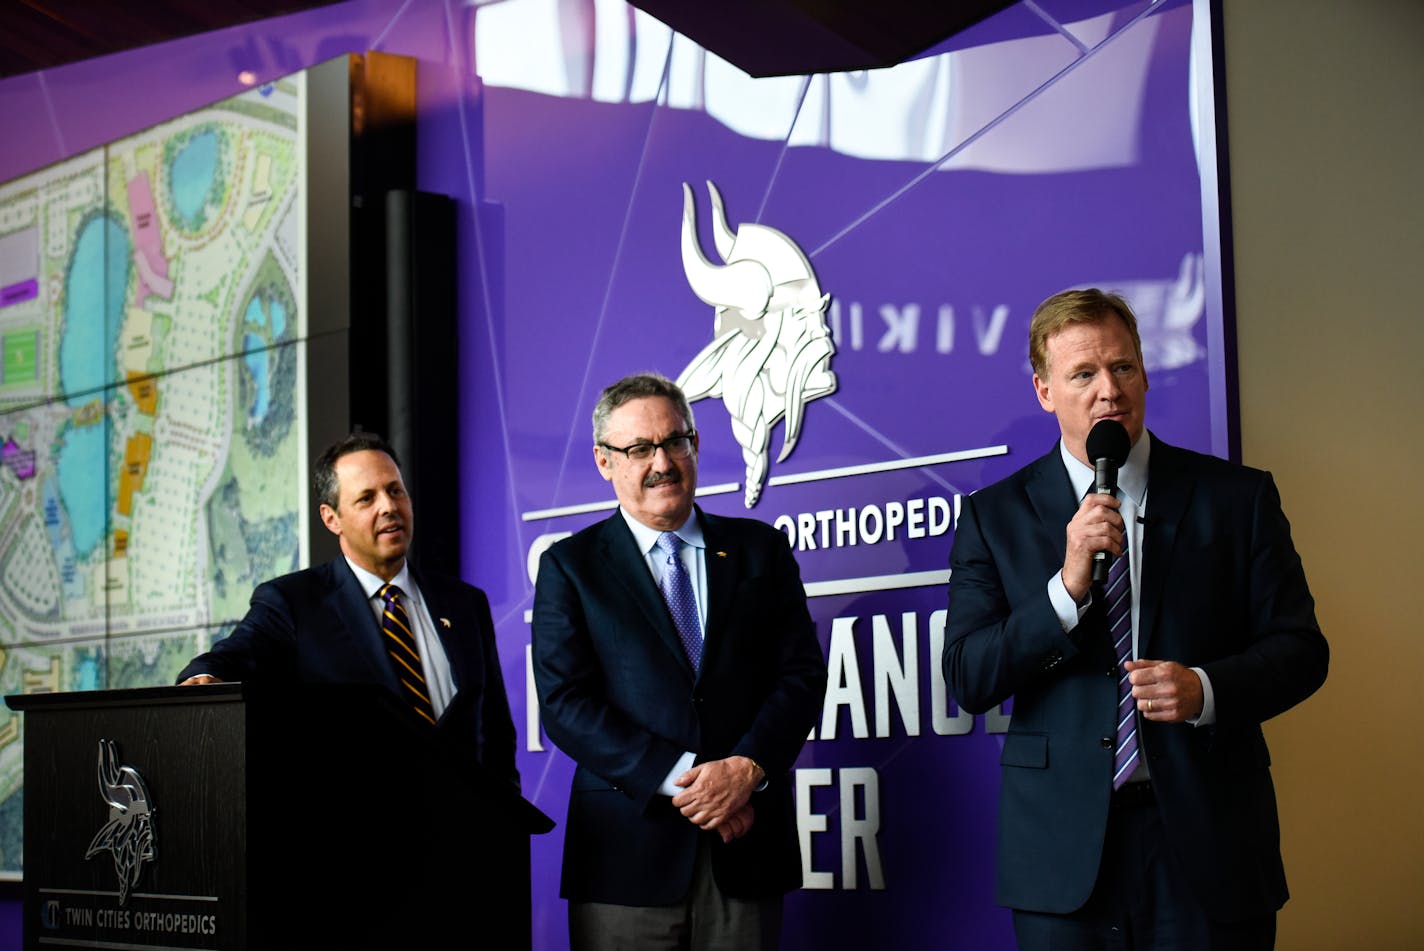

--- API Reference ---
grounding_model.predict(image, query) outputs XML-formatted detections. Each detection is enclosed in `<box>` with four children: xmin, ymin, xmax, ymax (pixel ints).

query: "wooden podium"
<box><xmin>6</xmin><ymin>683</ymin><xmax>552</xmax><ymax>950</ymax></box>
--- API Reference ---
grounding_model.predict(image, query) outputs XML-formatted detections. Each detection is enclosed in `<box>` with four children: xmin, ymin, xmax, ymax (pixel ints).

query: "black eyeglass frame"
<box><xmin>598</xmin><ymin>431</ymin><xmax>698</xmax><ymax>461</ymax></box>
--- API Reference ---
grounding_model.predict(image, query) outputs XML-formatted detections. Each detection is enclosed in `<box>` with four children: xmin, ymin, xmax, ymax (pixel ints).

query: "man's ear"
<box><xmin>319</xmin><ymin>503</ymin><xmax>342</xmax><ymax>536</ymax></box>
<box><xmin>593</xmin><ymin>445</ymin><xmax>614</xmax><ymax>482</ymax></box>
<box><xmin>1032</xmin><ymin>373</ymin><xmax>1055</xmax><ymax>414</ymax></box>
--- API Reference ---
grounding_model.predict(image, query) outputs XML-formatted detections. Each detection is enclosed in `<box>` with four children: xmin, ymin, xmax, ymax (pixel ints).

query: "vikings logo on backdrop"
<box><xmin>85</xmin><ymin>739</ymin><xmax>156</xmax><ymax>904</ymax></box>
<box><xmin>678</xmin><ymin>181</ymin><xmax>837</xmax><ymax>508</ymax></box>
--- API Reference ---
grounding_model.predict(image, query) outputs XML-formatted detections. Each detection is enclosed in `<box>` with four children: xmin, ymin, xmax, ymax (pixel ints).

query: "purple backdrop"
<box><xmin>1</xmin><ymin>0</ymin><xmax>1231</xmax><ymax>947</ymax></box>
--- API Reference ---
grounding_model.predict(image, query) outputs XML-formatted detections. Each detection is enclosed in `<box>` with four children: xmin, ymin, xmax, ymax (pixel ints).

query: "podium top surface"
<box><xmin>6</xmin><ymin>683</ymin><xmax>245</xmax><ymax>712</ymax></box>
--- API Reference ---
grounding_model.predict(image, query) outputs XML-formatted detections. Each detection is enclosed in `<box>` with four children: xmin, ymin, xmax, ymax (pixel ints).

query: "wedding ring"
<box><xmin>1147</xmin><ymin>699</ymin><xmax>1154</xmax><ymax>713</ymax></box>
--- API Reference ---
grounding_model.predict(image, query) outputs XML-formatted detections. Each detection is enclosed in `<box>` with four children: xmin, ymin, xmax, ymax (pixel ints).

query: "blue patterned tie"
<box><xmin>1103</xmin><ymin>539</ymin><xmax>1139</xmax><ymax>789</ymax></box>
<box><xmin>655</xmin><ymin>532</ymin><xmax>702</xmax><ymax>671</ymax></box>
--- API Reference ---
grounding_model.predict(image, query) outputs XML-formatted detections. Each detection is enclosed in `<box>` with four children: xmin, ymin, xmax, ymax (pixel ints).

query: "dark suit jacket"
<box><xmin>531</xmin><ymin>507</ymin><xmax>826</xmax><ymax>905</ymax></box>
<box><xmin>943</xmin><ymin>435</ymin><xmax>1327</xmax><ymax>921</ymax></box>
<box><xmin>177</xmin><ymin>558</ymin><xmax>518</xmax><ymax>785</ymax></box>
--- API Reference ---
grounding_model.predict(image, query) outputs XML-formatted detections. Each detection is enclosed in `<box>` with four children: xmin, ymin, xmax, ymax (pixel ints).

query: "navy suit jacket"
<box><xmin>177</xmin><ymin>558</ymin><xmax>518</xmax><ymax>786</ymax></box>
<box><xmin>531</xmin><ymin>507</ymin><xmax>826</xmax><ymax>905</ymax></box>
<box><xmin>943</xmin><ymin>435</ymin><xmax>1327</xmax><ymax>921</ymax></box>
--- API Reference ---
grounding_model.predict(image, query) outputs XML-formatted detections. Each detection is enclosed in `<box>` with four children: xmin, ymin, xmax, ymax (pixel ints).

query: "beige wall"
<box><xmin>1223</xmin><ymin>1</ymin><xmax>1424</xmax><ymax>946</ymax></box>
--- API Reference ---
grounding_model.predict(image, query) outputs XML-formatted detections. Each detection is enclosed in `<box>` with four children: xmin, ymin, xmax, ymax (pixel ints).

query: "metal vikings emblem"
<box><xmin>84</xmin><ymin>739</ymin><xmax>156</xmax><ymax>904</ymax></box>
<box><xmin>678</xmin><ymin>181</ymin><xmax>837</xmax><ymax>508</ymax></box>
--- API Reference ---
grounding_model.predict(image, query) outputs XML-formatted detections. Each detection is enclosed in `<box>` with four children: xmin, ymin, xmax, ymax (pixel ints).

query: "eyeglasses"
<box><xmin>599</xmin><ymin>431</ymin><xmax>697</xmax><ymax>462</ymax></box>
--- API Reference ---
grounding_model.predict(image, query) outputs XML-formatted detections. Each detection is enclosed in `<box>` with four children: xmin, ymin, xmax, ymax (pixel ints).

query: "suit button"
<box><xmin>1100</xmin><ymin>737</ymin><xmax>1113</xmax><ymax>750</ymax></box>
<box><xmin>1107</xmin><ymin>668</ymin><xmax>1116</xmax><ymax>677</ymax></box>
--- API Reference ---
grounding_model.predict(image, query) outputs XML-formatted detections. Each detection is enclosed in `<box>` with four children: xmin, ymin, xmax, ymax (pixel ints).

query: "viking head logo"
<box><xmin>677</xmin><ymin>181</ymin><xmax>837</xmax><ymax>508</ymax></box>
<box><xmin>85</xmin><ymin>739</ymin><xmax>156</xmax><ymax>905</ymax></box>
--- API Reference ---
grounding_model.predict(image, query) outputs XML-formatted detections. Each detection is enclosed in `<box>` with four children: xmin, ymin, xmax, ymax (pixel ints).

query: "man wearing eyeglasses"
<box><xmin>532</xmin><ymin>372</ymin><xmax>826</xmax><ymax>950</ymax></box>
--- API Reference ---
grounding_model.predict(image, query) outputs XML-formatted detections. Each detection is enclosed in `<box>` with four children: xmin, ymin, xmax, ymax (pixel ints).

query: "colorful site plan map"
<box><xmin>0</xmin><ymin>78</ymin><xmax>310</xmax><ymax>874</ymax></box>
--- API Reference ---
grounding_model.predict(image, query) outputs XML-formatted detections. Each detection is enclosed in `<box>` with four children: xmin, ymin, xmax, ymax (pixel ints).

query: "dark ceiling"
<box><xmin>1</xmin><ymin>0</ymin><xmax>1019</xmax><ymax>82</ymax></box>
<box><xmin>0</xmin><ymin>0</ymin><xmax>340</xmax><ymax>79</ymax></box>
<box><xmin>628</xmin><ymin>0</ymin><xmax>1018</xmax><ymax>78</ymax></box>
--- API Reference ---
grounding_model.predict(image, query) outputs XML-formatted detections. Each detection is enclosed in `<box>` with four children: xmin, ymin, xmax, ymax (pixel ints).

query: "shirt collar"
<box><xmin>620</xmin><ymin>507</ymin><xmax>706</xmax><ymax>556</ymax></box>
<box><xmin>345</xmin><ymin>556</ymin><xmax>413</xmax><ymax>600</ymax></box>
<box><xmin>1059</xmin><ymin>430</ymin><xmax>1151</xmax><ymax>508</ymax></box>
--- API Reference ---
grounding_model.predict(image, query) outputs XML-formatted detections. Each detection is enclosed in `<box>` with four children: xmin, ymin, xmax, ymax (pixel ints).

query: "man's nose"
<box><xmin>1095</xmin><ymin>369</ymin><xmax>1122</xmax><ymax>397</ymax></box>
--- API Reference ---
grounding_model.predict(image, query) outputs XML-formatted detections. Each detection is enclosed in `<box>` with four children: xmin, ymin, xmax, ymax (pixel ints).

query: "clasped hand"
<box><xmin>670</xmin><ymin>755</ymin><xmax>763</xmax><ymax>843</ymax></box>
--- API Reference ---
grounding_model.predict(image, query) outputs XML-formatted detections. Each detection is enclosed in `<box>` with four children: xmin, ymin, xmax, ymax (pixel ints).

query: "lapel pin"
<box><xmin>715</xmin><ymin>551</ymin><xmax>727</xmax><ymax>558</ymax></box>
<box><xmin>439</xmin><ymin>617</ymin><xmax>452</xmax><ymax>629</ymax></box>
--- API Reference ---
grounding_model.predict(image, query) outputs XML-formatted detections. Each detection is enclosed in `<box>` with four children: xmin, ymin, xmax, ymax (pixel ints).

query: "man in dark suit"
<box><xmin>177</xmin><ymin>431</ymin><xmax>517</xmax><ymax>786</ymax></box>
<box><xmin>943</xmin><ymin>289</ymin><xmax>1327</xmax><ymax>949</ymax></box>
<box><xmin>532</xmin><ymin>372</ymin><xmax>826</xmax><ymax>950</ymax></box>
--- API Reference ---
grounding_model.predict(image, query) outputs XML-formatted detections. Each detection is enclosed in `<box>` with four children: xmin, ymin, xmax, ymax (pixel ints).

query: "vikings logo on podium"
<box><xmin>678</xmin><ymin>181</ymin><xmax>837</xmax><ymax>508</ymax></box>
<box><xmin>85</xmin><ymin>739</ymin><xmax>156</xmax><ymax>905</ymax></box>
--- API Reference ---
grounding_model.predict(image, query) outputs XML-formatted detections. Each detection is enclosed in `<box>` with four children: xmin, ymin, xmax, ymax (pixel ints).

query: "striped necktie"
<box><xmin>1103</xmin><ymin>541</ymin><xmax>1139</xmax><ymax>789</ymax></box>
<box><xmin>655</xmin><ymin>532</ymin><xmax>702</xmax><ymax>671</ymax></box>
<box><xmin>378</xmin><ymin>583</ymin><xmax>436</xmax><ymax>725</ymax></box>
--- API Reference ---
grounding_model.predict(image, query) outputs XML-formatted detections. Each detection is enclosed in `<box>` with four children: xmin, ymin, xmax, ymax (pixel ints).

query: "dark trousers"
<box><xmin>1013</xmin><ymin>786</ymin><xmax>1276</xmax><ymax>951</ymax></box>
<box><xmin>569</xmin><ymin>838</ymin><xmax>783</xmax><ymax>951</ymax></box>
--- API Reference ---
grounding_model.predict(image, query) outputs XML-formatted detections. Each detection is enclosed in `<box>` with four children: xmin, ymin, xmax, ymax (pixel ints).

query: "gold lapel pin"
<box><xmin>439</xmin><ymin>617</ymin><xmax>452</xmax><ymax>629</ymax></box>
<box><xmin>715</xmin><ymin>551</ymin><xmax>727</xmax><ymax>558</ymax></box>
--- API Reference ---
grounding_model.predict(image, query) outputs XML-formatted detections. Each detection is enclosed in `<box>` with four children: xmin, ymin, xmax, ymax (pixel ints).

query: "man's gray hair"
<box><xmin>592</xmin><ymin>373</ymin><xmax>696</xmax><ymax>444</ymax></box>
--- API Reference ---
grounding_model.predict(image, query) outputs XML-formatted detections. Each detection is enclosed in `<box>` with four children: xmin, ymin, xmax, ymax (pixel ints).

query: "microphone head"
<box><xmin>1085</xmin><ymin>419</ymin><xmax>1131</xmax><ymax>466</ymax></box>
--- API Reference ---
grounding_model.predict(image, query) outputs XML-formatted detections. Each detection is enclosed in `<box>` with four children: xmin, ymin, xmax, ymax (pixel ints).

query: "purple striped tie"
<box><xmin>1103</xmin><ymin>540</ymin><xmax>1139</xmax><ymax>789</ymax></box>
<box><xmin>655</xmin><ymin>532</ymin><xmax>702</xmax><ymax>670</ymax></box>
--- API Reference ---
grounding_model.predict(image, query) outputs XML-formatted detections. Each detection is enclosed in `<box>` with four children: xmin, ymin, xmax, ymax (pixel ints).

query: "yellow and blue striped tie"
<box><xmin>378</xmin><ymin>583</ymin><xmax>436</xmax><ymax>725</ymax></box>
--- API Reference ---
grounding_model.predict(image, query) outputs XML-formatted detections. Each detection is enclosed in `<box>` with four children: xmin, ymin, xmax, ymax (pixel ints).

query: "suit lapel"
<box><xmin>1024</xmin><ymin>448</ymin><xmax>1079</xmax><ymax>571</ymax></box>
<box><xmin>698</xmin><ymin>508</ymin><xmax>735</xmax><ymax>677</ymax></box>
<box><xmin>599</xmin><ymin>513</ymin><xmax>696</xmax><ymax>678</ymax></box>
<box><xmin>1133</xmin><ymin>435</ymin><xmax>1190</xmax><ymax>654</ymax></box>
<box><xmin>325</xmin><ymin>560</ymin><xmax>401</xmax><ymax>693</ymax></box>
<box><xmin>1024</xmin><ymin>446</ymin><xmax>1120</xmax><ymax>647</ymax></box>
<box><xmin>1138</xmin><ymin>435</ymin><xmax>1193</xmax><ymax>656</ymax></box>
<box><xmin>412</xmin><ymin>569</ymin><xmax>466</xmax><ymax>696</ymax></box>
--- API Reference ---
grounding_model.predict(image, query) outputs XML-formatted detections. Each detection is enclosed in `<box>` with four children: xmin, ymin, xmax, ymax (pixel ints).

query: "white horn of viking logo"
<box><xmin>677</xmin><ymin>181</ymin><xmax>837</xmax><ymax>508</ymax></box>
<box><xmin>680</xmin><ymin>182</ymin><xmax>773</xmax><ymax>320</ymax></box>
<box><xmin>707</xmin><ymin>183</ymin><xmax>737</xmax><ymax>262</ymax></box>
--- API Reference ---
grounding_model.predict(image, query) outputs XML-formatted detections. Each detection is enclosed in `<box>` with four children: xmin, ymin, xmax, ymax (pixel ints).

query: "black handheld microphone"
<box><xmin>1084</xmin><ymin>419</ymin><xmax>1131</xmax><ymax>584</ymax></box>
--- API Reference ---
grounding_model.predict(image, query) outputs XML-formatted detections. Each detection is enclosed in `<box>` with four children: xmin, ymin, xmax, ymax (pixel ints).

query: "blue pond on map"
<box><xmin>170</xmin><ymin>129</ymin><xmax>218</xmax><ymax>228</ymax></box>
<box><xmin>57</xmin><ymin>214</ymin><xmax>128</xmax><ymax>559</ymax></box>
<box><xmin>243</xmin><ymin>294</ymin><xmax>286</xmax><ymax>423</ymax></box>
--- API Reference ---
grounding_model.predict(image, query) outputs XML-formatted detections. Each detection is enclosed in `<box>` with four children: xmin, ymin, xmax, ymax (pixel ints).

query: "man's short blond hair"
<box><xmin>1028</xmin><ymin>288</ymin><xmax>1143</xmax><ymax>378</ymax></box>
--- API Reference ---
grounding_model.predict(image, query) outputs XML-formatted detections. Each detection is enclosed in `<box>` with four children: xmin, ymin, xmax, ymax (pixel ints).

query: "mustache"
<box><xmin>643</xmin><ymin>471</ymin><xmax>681</xmax><ymax>489</ymax></box>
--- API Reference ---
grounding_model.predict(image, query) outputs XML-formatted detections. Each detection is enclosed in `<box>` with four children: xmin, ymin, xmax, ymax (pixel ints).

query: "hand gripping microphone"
<box><xmin>1085</xmin><ymin>419</ymin><xmax>1131</xmax><ymax>584</ymax></box>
